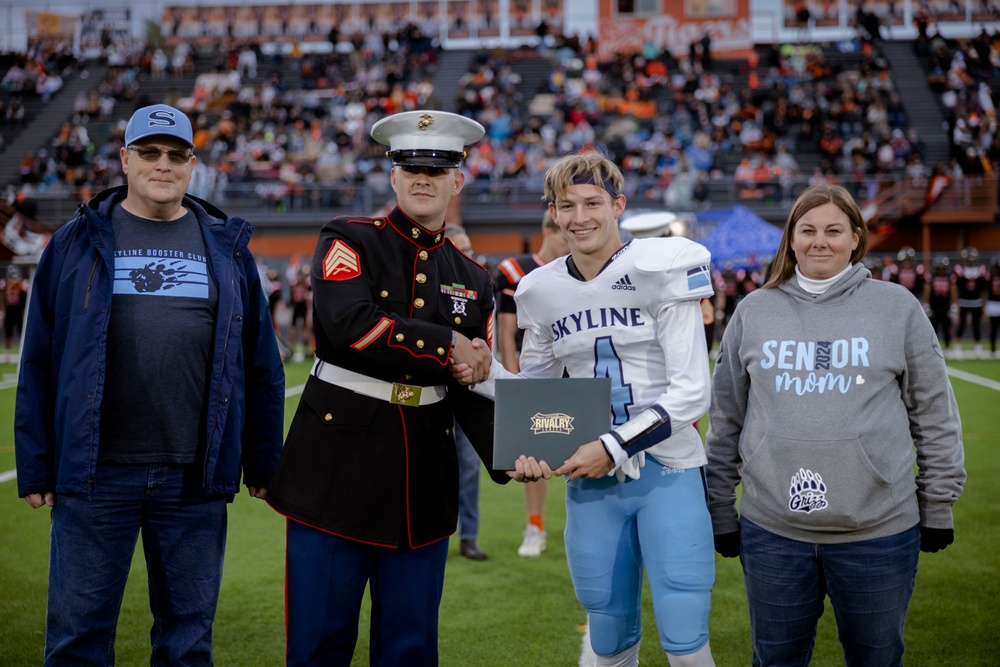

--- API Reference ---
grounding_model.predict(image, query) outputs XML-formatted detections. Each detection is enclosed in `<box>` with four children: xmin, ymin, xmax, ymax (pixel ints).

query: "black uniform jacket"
<box><xmin>267</xmin><ymin>207</ymin><xmax>509</xmax><ymax>549</ymax></box>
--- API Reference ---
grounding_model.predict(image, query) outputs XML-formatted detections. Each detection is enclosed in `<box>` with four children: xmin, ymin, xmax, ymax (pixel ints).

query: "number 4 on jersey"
<box><xmin>593</xmin><ymin>336</ymin><xmax>634</xmax><ymax>427</ymax></box>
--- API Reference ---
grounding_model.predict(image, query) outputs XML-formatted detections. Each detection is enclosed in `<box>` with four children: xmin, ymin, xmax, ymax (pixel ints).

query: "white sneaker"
<box><xmin>518</xmin><ymin>525</ymin><xmax>547</xmax><ymax>557</ymax></box>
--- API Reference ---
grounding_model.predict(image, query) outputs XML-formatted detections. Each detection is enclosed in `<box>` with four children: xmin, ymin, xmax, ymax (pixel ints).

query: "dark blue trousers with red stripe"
<box><xmin>284</xmin><ymin>519</ymin><xmax>449</xmax><ymax>667</ymax></box>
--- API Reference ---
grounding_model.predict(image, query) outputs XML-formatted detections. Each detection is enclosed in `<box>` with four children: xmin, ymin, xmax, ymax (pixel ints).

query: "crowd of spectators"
<box><xmin>434</xmin><ymin>32</ymin><xmax>945</xmax><ymax>210</ymax></box>
<box><xmin>917</xmin><ymin>24</ymin><xmax>1000</xmax><ymax>174</ymax></box>
<box><xmin>0</xmin><ymin>42</ymin><xmax>78</xmax><ymax>99</ymax></box>
<box><xmin>3</xmin><ymin>21</ymin><xmax>1000</xmax><ymax>216</ymax></box>
<box><xmin>3</xmin><ymin>24</ymin><xmax>442</xmax><ymax>209</ymax></box>
<box><xmin>0</xmin><ymin>41</ymin><xmax>81</xmax><ymax>156</ymax></box>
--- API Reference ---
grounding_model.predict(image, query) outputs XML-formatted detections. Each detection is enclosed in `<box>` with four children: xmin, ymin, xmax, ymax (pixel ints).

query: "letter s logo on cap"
<box><xmin>147</xmin><ymin>110</ymin><xmax>177</xmax><ymax>128</ymax></box>
<box><xmin>323</xmin><ymin>240</ymin><xmax>361</xmax><ymax>280</ymax></box>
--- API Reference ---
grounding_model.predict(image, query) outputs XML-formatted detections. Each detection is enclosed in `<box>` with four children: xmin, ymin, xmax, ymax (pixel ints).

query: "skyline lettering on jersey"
<box><xmin>550</xmin><ymin>307</ymin><xmax>645</xmax><ymax>342</ymax></box>
<box><xmin>760</xmin><ymin>338</ymin><xmax>871</xmax><ymax>395</ymax></box>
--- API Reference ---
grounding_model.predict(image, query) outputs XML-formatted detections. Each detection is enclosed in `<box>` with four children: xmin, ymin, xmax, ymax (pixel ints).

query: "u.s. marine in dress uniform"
<box><xmin>266</xmin><ymin>111</ymin><xmax>509</xmax><ymax>667</ymax></box>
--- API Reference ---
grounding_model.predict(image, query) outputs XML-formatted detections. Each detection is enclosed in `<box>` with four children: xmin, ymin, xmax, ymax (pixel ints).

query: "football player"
<box><xmin>456</xmin><ymin>152</ymin><xmax>717</xmax><ymax>667</ymax></box>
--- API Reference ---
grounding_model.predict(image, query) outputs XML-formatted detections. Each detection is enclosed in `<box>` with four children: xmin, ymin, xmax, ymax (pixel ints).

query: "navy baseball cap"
<box><xmin>125</xmin><ymin>104</ymin><xmax>194</xmax><ymax>148</ymax></box>
<box><xmin>371</xmin><ymin>110</ymin><xmax>484</xmax><ymax>168</ymax></box>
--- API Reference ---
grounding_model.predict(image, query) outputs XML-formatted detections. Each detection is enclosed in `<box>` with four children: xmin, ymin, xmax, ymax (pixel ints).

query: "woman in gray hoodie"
<box><xmin>705</xmin><ymin>183</ymin><xmax>965</xmax><ymax>667</ymax></box>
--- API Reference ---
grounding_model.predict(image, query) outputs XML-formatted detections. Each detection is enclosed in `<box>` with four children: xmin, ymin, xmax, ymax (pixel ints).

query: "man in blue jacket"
<box><xmin>14</xmin><ymin>103</ymin><xmax>285</xmax><ymax>667</ymax></box>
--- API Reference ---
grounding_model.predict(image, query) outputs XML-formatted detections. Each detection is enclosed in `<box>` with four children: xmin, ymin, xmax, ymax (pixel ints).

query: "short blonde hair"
<box><xmin>764</xmin><ymin>184</ymin><xmax>869</xmax><ymax>288</ymax></box>
<box><xmin>542</xmin><ymin>151</ymin><xmax>624</xmax><ymax>205</ymax></box>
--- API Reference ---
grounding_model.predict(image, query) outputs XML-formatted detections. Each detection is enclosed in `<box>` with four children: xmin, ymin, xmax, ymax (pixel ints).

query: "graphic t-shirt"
<box><xmin>98</xmin><ymin>205</ymin><xmax>218</xmax><ymax>465</ymax></box>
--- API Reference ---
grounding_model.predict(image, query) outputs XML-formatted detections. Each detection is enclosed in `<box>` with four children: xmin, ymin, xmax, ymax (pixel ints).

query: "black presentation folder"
<box><xmin>492</xmin><ymin>378</ymin><xmax>611</xmax><ymax>470</ymax></box>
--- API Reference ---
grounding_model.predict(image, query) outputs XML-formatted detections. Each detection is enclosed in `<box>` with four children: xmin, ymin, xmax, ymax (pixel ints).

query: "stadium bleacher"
<box><xmin>0</xmin><ymin>11</ymin><xmax>997</xmax><ymax>259</ymax></box>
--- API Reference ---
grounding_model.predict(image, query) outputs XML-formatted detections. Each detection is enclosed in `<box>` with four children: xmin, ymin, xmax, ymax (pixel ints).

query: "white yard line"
<box><xmin>947</xmin><ymin>367</ymin><xmax>1000</xmax><ymax>392</ymax></box>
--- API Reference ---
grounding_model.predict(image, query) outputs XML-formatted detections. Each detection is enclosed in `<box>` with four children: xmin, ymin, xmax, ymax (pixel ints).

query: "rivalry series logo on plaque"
<box><xmin>492</xmin><ymin>378</ymin><xmax>611</xmax><ymax>470</ymax></box>
<box><xmin>530</xmin><ymin>412</ymin><xmax>576</xmax><ymax>435</ymax></box>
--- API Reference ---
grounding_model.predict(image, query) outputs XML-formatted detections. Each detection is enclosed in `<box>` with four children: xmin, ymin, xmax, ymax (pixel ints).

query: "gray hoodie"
<box><xmin>706</xmin><ymin>263</ymin><xmax>965</xmax><ymax>544</ymax></box>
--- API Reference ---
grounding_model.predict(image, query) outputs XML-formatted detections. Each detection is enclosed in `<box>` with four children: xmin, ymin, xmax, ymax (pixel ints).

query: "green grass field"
<box><xmin>1</xmin><ymin>354</ymin><xmax>998</xmax><ymax>666</ymax></box>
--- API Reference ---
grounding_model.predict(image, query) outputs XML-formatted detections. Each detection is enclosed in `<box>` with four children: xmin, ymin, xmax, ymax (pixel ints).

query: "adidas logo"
<box><xmin>612</xmin><ymin>274</ymin><xmax>637</xmax><ymax>291</ymax></box>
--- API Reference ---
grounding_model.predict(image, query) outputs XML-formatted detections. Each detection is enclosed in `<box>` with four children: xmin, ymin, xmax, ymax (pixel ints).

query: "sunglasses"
<box><xmin>127</xmin><ymin>145</ymin><xmax>193</xmax><ymax>165</ymax></box>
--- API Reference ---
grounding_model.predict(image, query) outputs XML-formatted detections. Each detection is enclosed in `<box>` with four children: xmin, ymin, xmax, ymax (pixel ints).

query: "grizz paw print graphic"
<box><xmin>130</xmin><ymin>260</ymin><xmax>190</xmax><ymax>293</ymax></box>
<box><xmin>788</xmin><ymin>467</ymin><xmax>828</xmax><ymax>514</ymax></box>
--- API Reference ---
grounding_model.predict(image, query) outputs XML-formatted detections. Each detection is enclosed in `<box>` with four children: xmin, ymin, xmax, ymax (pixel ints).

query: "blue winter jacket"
<box><xmin>14</xmin><ymin>187</ymin><xmax>285</xmax><ymax>497</ymax></box>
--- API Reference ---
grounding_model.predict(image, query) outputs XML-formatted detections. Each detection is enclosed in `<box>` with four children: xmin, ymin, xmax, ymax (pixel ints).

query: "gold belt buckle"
<box><xmin>391</xmin><ymin>383</ymin><xmax>422</xmax><ymax>407</ymax></box>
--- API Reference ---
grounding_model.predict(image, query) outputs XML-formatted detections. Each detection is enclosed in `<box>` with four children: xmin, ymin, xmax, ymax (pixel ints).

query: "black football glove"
<box><xmin>714</xmin><ymin>531</ymin><xmax>741</xmax><ymax>558</ymax></box>
<box><xmin>919</xmin><ymin>526</ymin><xmax>954</xmax><ymax>553</ymax></box>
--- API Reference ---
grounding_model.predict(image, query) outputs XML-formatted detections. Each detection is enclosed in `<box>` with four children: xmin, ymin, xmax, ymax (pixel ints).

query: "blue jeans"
<box><xmin>740</xmin><ymin>518</ymin><xmax>920</xmax><ymax>667</ymax></box>
<box><xmin>455</xmin><ymin>425</ymin><xmax>479</xmax><ymax>540</ymax></box>
<box><xmin>45</xmin><ymin>463</ymin><xmax>228</xmax><ymax>667</ymax></box>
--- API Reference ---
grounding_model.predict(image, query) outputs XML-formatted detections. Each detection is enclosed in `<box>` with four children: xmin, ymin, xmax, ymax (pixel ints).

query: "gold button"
<box><xmin>411</xmin><ymin>227</ymin><xmax>420</xmax><ymax>239</ymax></box>
<box><xmin>375</xmin><ymin>219</ymin><xmax>384</xmax><ymax>228</ymax></box>
<box><xmin>324</xmin><ymin>413</ymin><xmax>333</xmax><ymax>422</ymax></box>
<box><xmin>445</xmin><ymin>427</ymin><xmax>451</xmax><ymax>435</ymax></box>
<box><xmin>380</xmin><ymin>290</ymin><xmax>389</xmax><ymax>298</ymax></box>
<box><xmin>454</xmin><ymin>317</ymin><xmax>462</xmax><ymax>325</ymax></box>
<box><xmin>419</xmin><ymin>251</ymin><xmax>428</xmax><ymax>261</ymax></box>
<box><xmin>414</xmin><ymin>298</ymin><xmax>425</xmax><ymax>308</ymax></box>
<box><xmin>416</xmin><ymin>273</ymin><xmax>427</xmax><ymax>284</ymax></box>
<box><xmin>437</xmin><ymin>347</ymin><xmax>446</xmax><ymax>355</ymax></box>
<box><xmin>396</xmin><ymin>333</ymin><xmax>405</xmax><ymax>342</ymax></box>
<box><xmin>416</xmin><ymin>340</ymin><xmax>425</xmax><ymax>348</ymax></box>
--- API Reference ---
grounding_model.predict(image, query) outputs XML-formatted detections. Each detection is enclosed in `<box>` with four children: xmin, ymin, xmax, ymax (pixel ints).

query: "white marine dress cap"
<box><xmin>371</xmin><ymin>110</ymin><xmax>485</xmax><ymax>167</ymax></box>
<box><xmin>619</xmin><ymin>211</ymin><xmax>679</xmax><ymax>238</ymax></box>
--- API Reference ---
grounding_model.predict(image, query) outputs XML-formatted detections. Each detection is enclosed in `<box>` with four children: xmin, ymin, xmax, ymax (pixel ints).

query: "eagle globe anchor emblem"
<box><xmin>391</xmin><ymin>383</ymin><xmax>422</xmax><ymax>406</ymax></box>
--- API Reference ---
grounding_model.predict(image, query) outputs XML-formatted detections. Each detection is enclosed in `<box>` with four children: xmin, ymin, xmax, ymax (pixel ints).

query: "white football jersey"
<box><xmin>514</xmin><ymin>237</ymin><xmax>714</xmax><ymax>470</ymax></box>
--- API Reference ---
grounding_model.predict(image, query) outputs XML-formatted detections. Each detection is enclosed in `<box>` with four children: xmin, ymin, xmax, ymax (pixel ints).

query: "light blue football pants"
<box><xmin>565</xmin><ymin>459</ymin><xmax>715</xmax><ymax>657</ymax></box>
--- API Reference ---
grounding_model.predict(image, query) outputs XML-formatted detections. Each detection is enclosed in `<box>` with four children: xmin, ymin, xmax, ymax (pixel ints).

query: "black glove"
<box><xmin>919</xmin><ymin>526</ymin><xmax>954</xmax><ymax>553</ymax></box>
<box><xmin>714</xmin><ymin>531</ymin><xmax>741</xmax><ymax>558</ymax></box>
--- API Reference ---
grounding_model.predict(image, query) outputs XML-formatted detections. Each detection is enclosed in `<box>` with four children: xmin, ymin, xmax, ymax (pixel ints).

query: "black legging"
<box><xmin>955</xmin><ymin>306</ymin><xmax>983</xmax><ymax>342</ymax></box>
<box><xmin>930</xmin><ymin>306</ymin><xmax>952</xmax><ymax>347</ymax></box>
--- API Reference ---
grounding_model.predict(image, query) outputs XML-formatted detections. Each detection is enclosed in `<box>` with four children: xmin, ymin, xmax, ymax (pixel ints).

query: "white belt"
<box><xmin>310</xmin><ymin>359</ymin><xmax>447</xmax><ymax>407</ymax></box>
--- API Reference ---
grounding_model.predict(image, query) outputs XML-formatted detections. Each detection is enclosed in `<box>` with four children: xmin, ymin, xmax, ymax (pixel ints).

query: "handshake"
<box><xmin>449</xmin><ymin>333</ymin><xmax>493</xmax><ymax>386</ymax></box>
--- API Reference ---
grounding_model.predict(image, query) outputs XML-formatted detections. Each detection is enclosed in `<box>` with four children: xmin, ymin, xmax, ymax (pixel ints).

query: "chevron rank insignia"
<box><xmin>323</xmin><ymin>240</ymin><xmax>361</xmax><ymax>281</ymax></box>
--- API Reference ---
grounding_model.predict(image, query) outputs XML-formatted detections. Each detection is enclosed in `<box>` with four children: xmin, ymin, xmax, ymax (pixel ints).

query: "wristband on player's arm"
<box><xmin>599</xmin><ymin>405</ymin><xmax>672</xmax><ymax>467</ymax></box>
